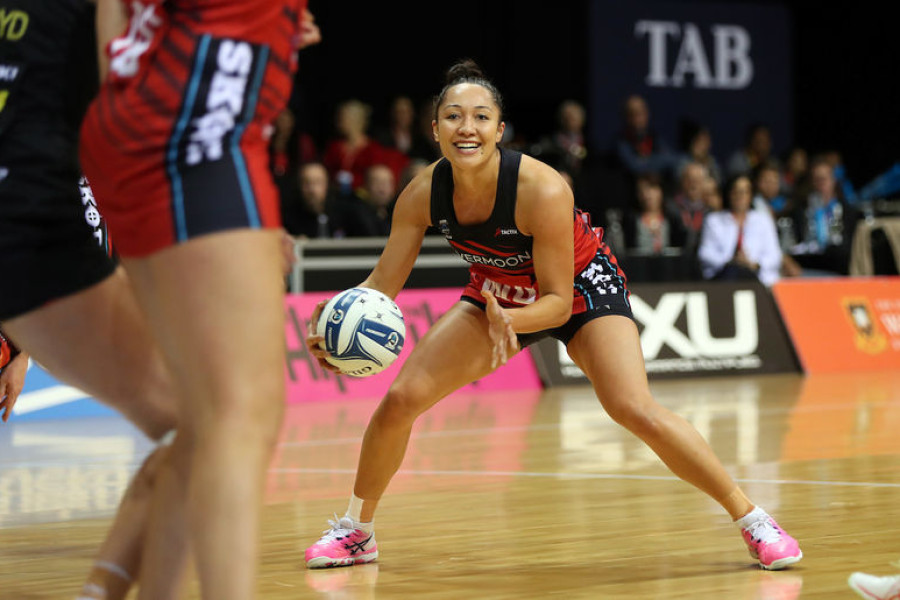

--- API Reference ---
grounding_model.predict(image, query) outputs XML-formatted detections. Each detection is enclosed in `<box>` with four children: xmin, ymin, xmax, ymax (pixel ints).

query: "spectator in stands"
<box><xmin>700</xmin><ymin>175</ymin><xmax>723</xmax><ymax>212</ymax></box>
<box><xmin>667</xmin><ymin>162</ymin><xmax>712</xmax><ymax>250</ymax></box>
<box><xmin>375</xmin><ymin>95</ymin><xmax>437</xmax><ymax>163</ymax></box>
<box><xmin>676</xmin><ymin>120</ymin><xmax>722</xmax><ymax>184</ymax></box>
<box><xmin>411</xmin><ymin>98</ymin><xmax>442</xmax><ymax>163</ymax></box>
<box><xmin>322</xmin><ymin>100</ymin><xmax>386</xmax><ymax>195</ymax></box>
<box><xmin>270</xmin><ymin>108</ymin><xmax>296</xmax><ymax>179</ymax></box>
<box><xmin>630</xmin><ymin>174</ymin><xmax>671</xmax><ymax>255</ymax></box>
<box><xmin>698</xmin><ymin>174</ymin><xmax>782</xmax><ymax>286</ymax></box>
<box><xmin>781</xmin><ymin>146</ymin><xmax>809</xmax><ymax>198</ymax></box>
<box><xmin>354</xmin><ymin>164</ymin><xmax>397</xmax><ymax>237</ymax></box>
<box><xmin>280</xmin><ymin>162</ymin><xmax>345</xmax><ymax>239</ymax></box>
<box><xmin>727</xmin><ymin>123</ymin><xmax>777</xmax><ymax>179</ymax></box>
<box><xmin>793</xmin><ymin>158</ymin><xmax>858</xmax><ymax>274</ymax></box>
<box><xmin>535</xmin><ymin>100</ymin><xmax>589</xmax><ymax>177</ymax></box>
<box><xmin>614</xmin><ymin>94</ymin><xmax>676</xmax><ymax>180</ymax></box>
<box><xmin>753</xmin><ymin>162</ymin><xmax>791</xmax><ymax>218</ymax></box>
<box><xmin>398</xmin><ymin>158</ymin><xmax>430</xmax><ymax>194</ymax></box>
<box><xmin>822</xmin><ymin>150</ymin><xmax>859</xmax><ymax>204</ymax></box>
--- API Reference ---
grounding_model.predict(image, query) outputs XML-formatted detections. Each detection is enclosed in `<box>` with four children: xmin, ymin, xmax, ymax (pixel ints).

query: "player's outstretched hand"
<box><xmin>0</xmin><ymin>352</ymin><xmax>29</xmax><ymax>422</ymax></box>
<box><xmin>481</xmin><ymin>290</ymin><xmax>518</xmax><ymax>369</ymax></box>
<box><xmin>306</xmin><ymin>299</ymin><xmax>342</xmax><ymax>374</ymax></box>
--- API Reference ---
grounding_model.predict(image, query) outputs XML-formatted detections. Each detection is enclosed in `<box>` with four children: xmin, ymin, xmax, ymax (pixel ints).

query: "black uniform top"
<box><xmin>430</xmin><ymin>147</ymin><xmax>536</xmax><ymax>279</ymax></box>
<box><xmin>0</xmin><ymin>0</ymin><xmax>97</xmax><ymax>213</ymax></box>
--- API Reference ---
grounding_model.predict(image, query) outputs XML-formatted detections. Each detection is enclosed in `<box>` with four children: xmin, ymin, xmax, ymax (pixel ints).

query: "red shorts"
<box><xmin>79</xmin><ymin>1</ymin><xmax>302</xmax><ymax>257</ymax></box>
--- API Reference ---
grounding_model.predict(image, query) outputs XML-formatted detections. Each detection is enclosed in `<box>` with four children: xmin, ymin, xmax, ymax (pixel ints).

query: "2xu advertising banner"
<box><xmin>284</xmin><ymin>288</ymin><xmax>542</xmax><ymax>403</ymax></box>
<box><xmin>772</xmin><ymin>277</ymin><xmax>900</xmax><ymax>374</ymax></box>
<box><xmin>530</xmin><ymin>281</ymin><xmax>799</xmax><ymax>385</ymax></box>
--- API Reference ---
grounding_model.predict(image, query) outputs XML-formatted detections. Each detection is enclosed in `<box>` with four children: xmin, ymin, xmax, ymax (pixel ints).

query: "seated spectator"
<box><xmin>700</xmin><ymin>175</ymin><xmax>723</xmax><ymax>212</ymax></box>
<box><xmin>353</xmin><ymin>164</ymin><xmax>397</xmax><ymax>237</ymax></box>
<box><xmin>323</xmin><ymin>99</ymin><xmax>409</xmax><ymax>196</ymax></box>
<box><xmin>792</xmin><ymin>158</ymin><xmax>858</xmax><ymax>274</ymax></box>
<box><xmin>398</xmin><ymin>158</ymin><xmax>429</xmax><ymax>194</ymax></box>
<box><xmin>630</xmin><ymin>174</ymin><xmax>672</xmax><ymax>254</ymax></box>
<box><xmin>781</xmin><ymin>147</ymin><xmax>808</xmax><ymax>197</ymax></box>
<box><xmin>822</xmin><ymin>150</ymin><xmax>859</xmax><ymax>204</ymax></box>
<box><xmin>676</xmin><ymin>120</ymin><xmax>722</xmax><ymax>184</ymax></box>
<box><xmin>613</xmin><ymin>94</ymin><xmax>677</xmax><ymax>180</ymax></box>
<box><xmin>753</xmin><ymin>162</ymin><xmax>791</xmax><ymax>218</ymax></box>
<box><xmin>727</xmin><ymin>123</ymin><xmax>777</xmax><ymax>179</ymax></box>
<box><xmin>410</xmin><ymin>97</ymin><xmax>442</xmax><ymax>163</ymax></box>
<box><xmin>374</xmin><ymin>95</ymin><xmax>437</xmax><ymax>163</ymax></box>
<box><xmin>667</xmin><ymin>162</ymin><xmax>712</xmax><ymax>250</ymax></box>
<box><xmin>698</xmin><ymin>174</ymin><xmax>782</xmax><ymax>286</ymax></box>
<box><xmin>535</xmin><ymin>100</ymin><xmax>589</xmax><ymax>177</ymax></box>
<box><xmin>280</xmin><ymin>162</ymin><xmax>377</xmax><ymax>239</ymax></box>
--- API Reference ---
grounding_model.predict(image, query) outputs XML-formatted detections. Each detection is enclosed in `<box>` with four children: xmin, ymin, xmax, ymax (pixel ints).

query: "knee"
<box><xmin>375</xmin><ymin>380</ymin><xmax>432</xmax><ymax>428</ymax></box>
<box><xmin>195</xmin><ymin>378</ymin><xmax>285</xmax><ymax>448</ymax></box>
<box><xmin>603</xmin><ymin>394</ymin><xmax>665</xmax><ymax>440</ymax></box>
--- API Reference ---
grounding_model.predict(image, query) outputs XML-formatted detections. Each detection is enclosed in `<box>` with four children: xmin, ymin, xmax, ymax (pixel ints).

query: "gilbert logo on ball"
<box><xmin>316</xmin><ymin>288</ymin><xmax>406</xmax><ymax>377</ymax></box>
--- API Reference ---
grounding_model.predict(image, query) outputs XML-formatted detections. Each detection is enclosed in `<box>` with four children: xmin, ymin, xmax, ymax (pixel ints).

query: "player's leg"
<box><xmin>566</xmin><ymin>315</ymin><xmax>801</xmax><ymax>569</ymax></box>
<box><xmin>121</xmin><ymin>229</ymin><xmax>286</xmax><ymax>600</ymax></box>
<box><xmin>306</xmin><ymin>301</ymin><xmax>499</xmax><ymax>568</ymax></box>
<box><xmin>3</xmin><ymin>267</ymin><xmax>176</xmax><ymax>439</ymax></box>
<box><xmin>3</xmin><ymin>268</ymin><xmax>187</xmax><ymax>598</ymax></box>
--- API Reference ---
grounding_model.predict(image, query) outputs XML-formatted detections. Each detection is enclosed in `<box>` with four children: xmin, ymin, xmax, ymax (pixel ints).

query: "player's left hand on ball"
<box><xmin>481</xmin><ymin>290</ymin><xmax>518</xmax><ymax>369</ymax></box>
<box><xmin>307</xmin><ymin>300</ymin><xmax>342</xmax><ymax>374</ymax></box>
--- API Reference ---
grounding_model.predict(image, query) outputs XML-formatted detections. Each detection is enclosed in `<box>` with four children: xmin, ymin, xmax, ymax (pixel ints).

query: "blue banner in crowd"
<box><xmin>588</xmin><ymin>0</ymin><xmax>792</xmax><ymax>163</ymax></box>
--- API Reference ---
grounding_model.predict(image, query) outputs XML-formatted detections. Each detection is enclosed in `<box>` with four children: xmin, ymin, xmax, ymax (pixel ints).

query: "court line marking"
<box><xmin>271</xmin><ymin>467</ymin><xmax>900</xmax><ymax>489</ymax></box>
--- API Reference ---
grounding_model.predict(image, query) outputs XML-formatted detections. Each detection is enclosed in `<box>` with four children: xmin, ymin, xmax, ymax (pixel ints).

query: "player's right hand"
<box><xmin>306</xmin><ymin>299</ymin><xmax>342</xmax><ymax>374</ymax></box>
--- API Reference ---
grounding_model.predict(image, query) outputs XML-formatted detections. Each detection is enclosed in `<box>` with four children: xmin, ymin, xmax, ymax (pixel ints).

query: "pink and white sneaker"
<box><xmin>739</xmin><ymin>510</ymin><xmax>802</xmax><ymax>570</ymax></box>
<box><xmin>848</xmin><ymin>572</ymin><xmax>900</xmax><ymax>600</ymax></box>
<box><xmin>305</xmin><ymin>516</ymin><xmax>378</xmax><ymax>569</ymax></box>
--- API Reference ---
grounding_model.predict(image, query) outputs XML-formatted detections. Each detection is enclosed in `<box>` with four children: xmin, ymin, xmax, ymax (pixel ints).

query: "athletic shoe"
<box><xmin>305</xmin><ymin>516</ymin><xmax>378</xmax><ymax>569</ymax></box>
<box><xmin>740</xmin><ymin>513</ymin><xmax>802</xmax><ymax>570</ymax></box>
<box><xmin>848</xmin><ymin>572</ymin><xmax>900</xmax><ymax>600</ymax></box>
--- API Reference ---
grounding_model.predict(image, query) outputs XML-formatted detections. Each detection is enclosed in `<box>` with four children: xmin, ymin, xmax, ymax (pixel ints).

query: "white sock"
<box><xmin>735</xmin><ymin>505</ymin><xmax>767</xmax><ymax>529</ymax></box>
<box><xmin>345</xmin><ymin>494</ymin><xmax>374</xmax><ymax>533</ymax></box>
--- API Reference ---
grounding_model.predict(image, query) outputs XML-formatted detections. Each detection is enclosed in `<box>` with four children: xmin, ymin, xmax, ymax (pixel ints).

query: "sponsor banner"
<box><xmin>285</xmin><ymin>288</ymin><xmax>542</xmax><ymax>403</ymax></box>
<box><xmin>588</xmin><ymin>0</ymin><xmax>792</xmax><ymax>162</ymax></box>
<box><xmin>531</xmin><ymin>281</ymin><xmax>799</xmax><ymax>384</ymax></box>
<box><xmin>13</xmin><ymin>288</ymin><xmax>542</xmax><ymax>421</ymax></box>
<box><xmin>772</xmin><ymin>277</ymin><xmax>900</xmax><ymax>373</ymax></box>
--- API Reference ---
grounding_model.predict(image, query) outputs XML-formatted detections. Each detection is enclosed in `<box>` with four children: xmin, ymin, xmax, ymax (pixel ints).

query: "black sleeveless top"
<box><xmin>429</xmin><ymin>147</ymin><xmax>536</xmax><ymax>278</ymax></box>
<box><xmin>0</xmin><ymin>0</ymin><xmax>97</xmax><ymax>208</ymax></box>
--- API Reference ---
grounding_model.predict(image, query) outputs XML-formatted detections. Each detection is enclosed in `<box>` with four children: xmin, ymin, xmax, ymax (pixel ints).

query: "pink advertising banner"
<box><xmin>283</xmin><ymin>289</ymin><xmax>543</xmax><ymax>403</ymax></box>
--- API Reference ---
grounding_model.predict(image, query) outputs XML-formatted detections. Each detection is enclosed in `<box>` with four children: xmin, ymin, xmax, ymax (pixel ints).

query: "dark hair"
<box><xmin>724</xmin><ymin>173</ymin><xmax>751</xmax><ymax>202</ymax></box>
<box><xmin>433</xmin><ymin>59</ymin><xmax>504</xmax><ymax>121</ymax></box>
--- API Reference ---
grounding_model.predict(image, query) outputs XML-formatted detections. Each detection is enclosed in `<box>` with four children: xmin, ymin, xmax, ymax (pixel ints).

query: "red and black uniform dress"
<box><xmin>80</xmin><ymin>0</ymin><xmax>307</xmax><ymax>257</ymax></box>
<box><xmin>0</xmin><ymin>0</ymin><xmax>116</xmax><ymax>321</ymax></box>
<box><xmin>430</xmin><ymin>148</ymin><xmax>632</xmax><ymax>346</ymax></box>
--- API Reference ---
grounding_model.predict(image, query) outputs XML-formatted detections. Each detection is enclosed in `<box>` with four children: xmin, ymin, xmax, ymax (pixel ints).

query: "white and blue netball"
<box><xmin>316</xmin><ymin>287</ymin><xmax>406</xmax><ymax>377</ymax></box>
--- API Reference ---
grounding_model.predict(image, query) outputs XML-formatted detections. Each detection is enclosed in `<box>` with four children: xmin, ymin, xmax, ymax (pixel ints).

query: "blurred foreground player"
<box><xmin>0</xmin><ymin>1</ymin><xmax>186</xmax><ymax>598</ymax></box>
<box><xmin>80</xmin><ymin>0</ymin><xmax>318</xmax><ymax>597</ymax></box>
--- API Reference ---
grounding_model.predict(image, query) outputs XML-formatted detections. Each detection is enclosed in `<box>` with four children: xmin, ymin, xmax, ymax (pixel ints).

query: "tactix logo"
<box><xmin>631</xmin><ymin>290</ymin><xmax>760</xmax><ymax>372</ymax></box>
<box><xmin>494</xmin><ymin>226</ymin><xmax>519</xmax><ymax>237</ymax></box>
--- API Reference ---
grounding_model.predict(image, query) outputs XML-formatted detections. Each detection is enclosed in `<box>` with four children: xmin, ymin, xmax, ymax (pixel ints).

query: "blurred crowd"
<box><xmin>270</xmin><ymin>93</ymin><xmax>900</xmax><ymax>285</ymax></box>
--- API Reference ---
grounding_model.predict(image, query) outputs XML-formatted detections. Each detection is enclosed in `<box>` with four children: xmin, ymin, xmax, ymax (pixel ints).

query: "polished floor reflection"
<box><xmin>2</xmin><ymin>373</ymin><xmax>899</xmax><ymax>598</ymax></box>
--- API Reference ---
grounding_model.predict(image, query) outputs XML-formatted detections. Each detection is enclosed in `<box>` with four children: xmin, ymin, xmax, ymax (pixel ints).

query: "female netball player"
<box><xmin>78</xmin><ymin>1</ymin><xmax>318</xmax><ymax>598</ymax></box>
<box><xmin>304</xmin><ymin>60</ymin><xmax>802</xmax><ymax>572</ymax></box>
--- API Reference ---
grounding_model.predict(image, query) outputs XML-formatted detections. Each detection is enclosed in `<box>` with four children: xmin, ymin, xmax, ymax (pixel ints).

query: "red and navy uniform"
<box><xmin>80</xmin><ymin>0</ymin><xmax>307</xmax><ymax>257</ymax></box>
<box><xmin>430</xmin><ymin>148</ymin><xmax>632</xmax><ymax>346</ymax></box>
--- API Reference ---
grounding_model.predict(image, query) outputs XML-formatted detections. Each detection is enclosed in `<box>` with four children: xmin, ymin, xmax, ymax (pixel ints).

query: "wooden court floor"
<box><xmin>2</xmin><ymin>372</ymin><xmax>899</xmax><ymax>599</ymax></box>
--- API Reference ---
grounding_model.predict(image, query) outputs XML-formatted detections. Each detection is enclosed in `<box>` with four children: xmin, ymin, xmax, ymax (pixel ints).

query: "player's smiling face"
<box><xmin>433</xmin><ymin>83</ymin><xmax>505</xmax><ymax>164</ymax></box>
